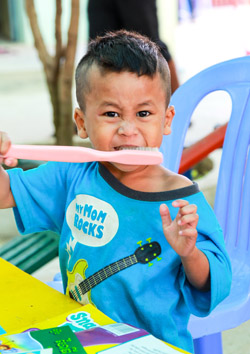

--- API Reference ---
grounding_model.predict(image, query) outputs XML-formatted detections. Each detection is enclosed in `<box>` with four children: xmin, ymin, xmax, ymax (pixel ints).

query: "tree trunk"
<box><xmin>25</xmin><ymin>0</ymin><xmax>79</xmax><ymax>145</ymax></box>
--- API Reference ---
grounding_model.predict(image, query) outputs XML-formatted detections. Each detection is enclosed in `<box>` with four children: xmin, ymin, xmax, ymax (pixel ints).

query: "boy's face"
<box><xmin>74</xmin><ymin>66</ymin><xmax>174</xmax><ymax>171</ymax></box>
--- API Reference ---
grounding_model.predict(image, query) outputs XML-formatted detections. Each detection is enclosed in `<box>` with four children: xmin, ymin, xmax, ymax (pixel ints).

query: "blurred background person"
<box><xmin>87</xmin><ymin>0</ymin><xmax>180</xmax><ymax>93</ymax></box>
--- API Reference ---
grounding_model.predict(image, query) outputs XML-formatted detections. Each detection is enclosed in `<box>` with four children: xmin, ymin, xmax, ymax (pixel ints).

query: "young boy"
<box><xmin>0</xmin><ymin>30</ymin><xmax>231</xmax><ymax>353</ymax></box>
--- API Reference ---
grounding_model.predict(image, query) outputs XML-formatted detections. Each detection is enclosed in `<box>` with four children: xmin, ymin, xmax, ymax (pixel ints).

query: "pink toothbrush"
<box><xmin>1</xmin><ymin>145</ymin><xmax>163</xmax><ymax>165</ymax></box>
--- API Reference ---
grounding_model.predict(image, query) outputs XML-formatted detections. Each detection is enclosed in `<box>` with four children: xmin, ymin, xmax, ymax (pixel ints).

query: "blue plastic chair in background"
<box><xmin>160</xmin><ymin>56</ymin><xmax>250</xmax><ymax>354</ymax></box>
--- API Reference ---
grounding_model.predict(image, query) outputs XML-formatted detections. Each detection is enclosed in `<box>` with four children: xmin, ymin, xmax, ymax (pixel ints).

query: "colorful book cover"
<box><xmin>0</xmin><ymin>326</ymin><xmax>86</xmax><ymax>354</ymax></box>
<box><xmin>0</xmin><ymin>305</ymin><xmax>190</xmax><ymax>353</ymax></box>
<box><xmin>0</xmin><ymin>323</ymin><xmax>190</xmax><ymax>354</ymax></box>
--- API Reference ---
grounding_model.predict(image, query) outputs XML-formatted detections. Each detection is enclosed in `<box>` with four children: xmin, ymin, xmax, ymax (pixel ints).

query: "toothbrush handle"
<box><xmin>1</xmin><ymin>145</ymin><xmax>163</xmax><ymax>165</ymax></box>
<box><xmin>2</xmin><ymin>145</ymin><xmax>96</xmax><ymax>163</ymax></box>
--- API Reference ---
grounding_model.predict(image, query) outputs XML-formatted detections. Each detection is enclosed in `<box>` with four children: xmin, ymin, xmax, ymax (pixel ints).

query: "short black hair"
<box><xmin>75</xmin><ymin>30</ymin><xmax>171</xmax><ymax>111</ymax></box>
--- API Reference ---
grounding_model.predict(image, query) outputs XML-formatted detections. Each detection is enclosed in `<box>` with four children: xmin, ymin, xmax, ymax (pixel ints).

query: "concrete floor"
<box><xmin>1</xmin><ymin>4</ymin><xmax>250</xmax><ymax>353</ymax></box>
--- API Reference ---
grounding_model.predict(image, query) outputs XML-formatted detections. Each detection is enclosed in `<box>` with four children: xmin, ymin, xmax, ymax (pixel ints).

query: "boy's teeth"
<box><xmin>117</xmin><ymin>147</ymin><xmax>158</xmax><ymax>151</ymax></box>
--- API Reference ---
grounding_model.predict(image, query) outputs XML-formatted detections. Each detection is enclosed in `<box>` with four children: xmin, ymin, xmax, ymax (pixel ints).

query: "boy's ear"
<box><xmin>163</xmin><ymin>105</ymin><xmax>175</xmax><ymax>135</ymax></box>
<box><xmin>74</xmin><ymin>108</ymin><xmax>88</xmax><ymax>139</ymax></box>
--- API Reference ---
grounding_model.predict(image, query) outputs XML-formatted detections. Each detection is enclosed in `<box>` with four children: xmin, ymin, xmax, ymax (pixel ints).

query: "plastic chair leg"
<box><xmin>46</xmin><ymin>280</ymin><xmax>64</xmax><ymax>293</ymax></box>
<box><xmin>193</xmin><ymin>332</ymin><xmax>223</xmax><ymax>354</ymax></box>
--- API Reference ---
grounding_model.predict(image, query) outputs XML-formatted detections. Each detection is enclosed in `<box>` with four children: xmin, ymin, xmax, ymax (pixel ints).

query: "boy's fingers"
<box><xmin>0</xmin><ymin>132</ymin><xmax>11</xmax><ymax>155</ymax></box>
<box><xmin>178</xmin><ymin>213</ymin><xmax>199</xmax><ymax>226</ymax></box>
<box><xmin>159</xmin><ymin>204</ymin><xmax>172</xmax><ymax>228</ymax></box>
<box><xmin>180</xmin><ymin>204</ymin><xmax>197</xmax><ymax>215</ymax></box>
<box><xmin>0</xmin><ymin>157</ymin><xmax>18</xmax><ymax>167</ymax></box>
<box><xmin>4</xmin><ymin>158</ymin><xmax>18</xmax><ymax>167</ymax></box>
<box><xmin>179</xmin><ymin>213</ymin><xmax>198</xmax><ymax>224</ymax></box>
<box><xmin>172</xmin><ymin>199</ymin><xmax>189</xmax><ymax>208</ymax></box>
<box><xmin>179</xmin><ymin>227</ymin><xmax>198</xmax><ymax>237</ymax></box>
<box><xmin>0</xmin><ymin>132</ymin><xmax>17</xmax><ymax>166</ymax></box>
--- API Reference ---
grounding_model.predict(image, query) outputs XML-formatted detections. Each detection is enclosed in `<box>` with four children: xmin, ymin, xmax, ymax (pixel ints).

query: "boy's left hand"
<box><xmin>160</xmin><ymin>200</ymin><xmax>199</xmax><ymax>258</ymax></box>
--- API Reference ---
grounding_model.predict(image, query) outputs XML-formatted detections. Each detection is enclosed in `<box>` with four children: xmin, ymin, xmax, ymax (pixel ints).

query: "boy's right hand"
<box><xmin>0</xmin><ymin>132</ymin><xmax>18</xmax><ymax>167</ymax></box>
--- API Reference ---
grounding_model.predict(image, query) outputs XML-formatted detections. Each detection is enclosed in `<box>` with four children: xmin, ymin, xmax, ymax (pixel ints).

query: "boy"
<box><xmin>0</xmin><ymin>30</ymin><xmax>231</xmax><ymax>353</ymax></box>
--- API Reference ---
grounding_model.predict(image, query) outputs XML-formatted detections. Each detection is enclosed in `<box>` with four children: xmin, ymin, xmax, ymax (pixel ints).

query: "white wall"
<box><xmin>157</xmin><ymin>0</ymin><xmax>178</xmax><ymax>58</ymax></box>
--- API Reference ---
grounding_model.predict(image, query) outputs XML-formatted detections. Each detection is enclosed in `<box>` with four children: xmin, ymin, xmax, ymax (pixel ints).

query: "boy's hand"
<box><xmin>160</xmin><ymin>200</ymin><xmax>199</xmax><ymax>258</ymax></box>
<box><xmin>160</xmin><ymin>200</ymin><xmax>210</xmax><ymax>291</ymax></box>
<box><xmin>0</xmin><ymin>132</ymin><xmax>17</xmax><ymax>167</ymax></box>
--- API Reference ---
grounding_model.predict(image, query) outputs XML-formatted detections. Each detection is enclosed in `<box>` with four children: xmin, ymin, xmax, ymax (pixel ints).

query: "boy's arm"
<box><xmin>180</xmin><ymin>246</ymin><xmax>210</xmax><ymax>291</ymax></box>
<box><xmin>0</xmin><ymin>132</ymin><xmax>18</xmax><ymax>208</ymax></box>
<box><xmin>160</xmin><ymin>200</ymin><xmax>210</xmax><ymax>292</ymax></box>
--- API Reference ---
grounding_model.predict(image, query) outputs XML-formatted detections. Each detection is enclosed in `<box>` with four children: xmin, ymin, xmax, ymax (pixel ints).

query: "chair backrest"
<box><xmin>160</xmin><ymin>56</ymin><xmax>250</xmax><ymax>258</ymax></box>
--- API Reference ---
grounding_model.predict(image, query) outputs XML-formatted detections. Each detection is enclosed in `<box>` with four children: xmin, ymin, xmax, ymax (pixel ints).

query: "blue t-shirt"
<box><xmin>8</xmin><ymin>162</ymin><xmax>232</xmax><ymax>353</ymax></box>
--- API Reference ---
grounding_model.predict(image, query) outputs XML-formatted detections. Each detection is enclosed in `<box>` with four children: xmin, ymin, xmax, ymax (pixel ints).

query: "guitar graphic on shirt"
<box><xmin>66</xmin><ymin>241</ymin><xmax>161</xmax><ymax>305</ymax></box>
<box><xmin>66</xmin><ymin>259</ymin><xmax>93</xmax><ymax>305</ymax></box>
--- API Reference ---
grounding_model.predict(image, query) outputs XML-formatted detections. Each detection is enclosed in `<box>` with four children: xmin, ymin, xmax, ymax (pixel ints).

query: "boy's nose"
<box><xmin>118</xmin><ymin>120</ymin><xmax>138</xmax><ymax>136</ymax></box>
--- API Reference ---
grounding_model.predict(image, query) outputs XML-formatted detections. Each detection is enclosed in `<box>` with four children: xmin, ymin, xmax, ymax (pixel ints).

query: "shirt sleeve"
<box><xmin>7</xmin><ymin>162</ymin><xmax>70</xmax><ymax>234</ymax></box>
<box><xmin>178</xmin><ymin>192</ymin><xmax>232</xmax><ymax>317</ymax></box>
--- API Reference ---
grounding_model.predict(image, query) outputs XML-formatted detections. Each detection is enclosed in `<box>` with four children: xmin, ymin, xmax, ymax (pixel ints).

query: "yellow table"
<box><xmin>0</xmin><ymin>258</ymin><xmax>81</xmax><ymax>334</ymax></box>
<box><xmin>0</xmin><ymin>258</ymin><xmax>190</xmax><ymax>354</ymax></box>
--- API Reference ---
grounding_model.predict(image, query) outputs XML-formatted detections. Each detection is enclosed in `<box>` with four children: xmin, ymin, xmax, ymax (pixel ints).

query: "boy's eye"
<box><xmin>104</xmin><ymin>112</ymin><xmax>119</xmax><ymax>118</ymax></box>
<box><xmin>137</xmin><ymin>111</ymin><xmax>150</xmax><ymax>117</ymax></box>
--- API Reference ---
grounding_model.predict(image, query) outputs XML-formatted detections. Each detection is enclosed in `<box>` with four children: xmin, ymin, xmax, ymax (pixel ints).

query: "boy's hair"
<box><xmin>75</xmin><ymin>30</ymin><xmax>171</xmax><ymax>111</ymax></box>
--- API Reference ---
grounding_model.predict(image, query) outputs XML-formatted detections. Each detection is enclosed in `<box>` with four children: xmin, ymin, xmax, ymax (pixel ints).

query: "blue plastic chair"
<box><xmin>160</xmin><ymin>56</ymin><xmax>250</xmax><ymax>354</ymax></box>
